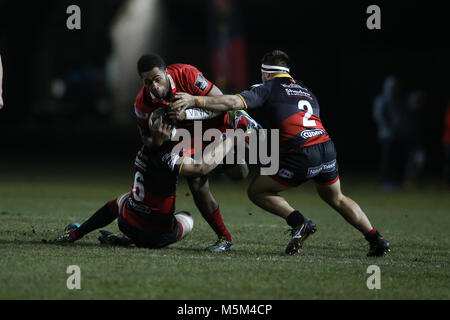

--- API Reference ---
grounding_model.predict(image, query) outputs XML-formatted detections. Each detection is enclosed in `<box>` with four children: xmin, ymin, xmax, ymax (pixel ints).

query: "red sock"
<box><xmin>364</xmin><ymin>228</ymin><xmax>378</xmax><ymax>241</ymax></box>
<box><xmin>201</xmin><ymin>207</ymin><xmax>232</xmax><ymax>242</ymax></box>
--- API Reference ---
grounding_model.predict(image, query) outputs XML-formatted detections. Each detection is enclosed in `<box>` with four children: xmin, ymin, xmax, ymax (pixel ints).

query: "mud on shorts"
<box><xmin>270</xmin><ymin>140</ymin><xmax>339</xmax><ymax>187</ymax></box>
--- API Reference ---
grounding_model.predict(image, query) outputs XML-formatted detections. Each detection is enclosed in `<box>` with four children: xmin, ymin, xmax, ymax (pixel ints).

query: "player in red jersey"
<box><xmin>169</xmin><ymin>50</ymin><xmax>391</xmax><ymax>257</ymax></box>
<box><xmin>57</xmin><ymin>115</ymin><xmax>245</xmax><ymax>248</ymax></box>
<box><xmin>133</xmin><ymin>54</ymin><xmax>257</xmax><ymax>252</ymax></box>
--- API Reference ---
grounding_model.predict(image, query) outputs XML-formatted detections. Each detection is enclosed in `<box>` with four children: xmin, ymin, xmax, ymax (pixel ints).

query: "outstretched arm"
<box><xmin>179</xmin><ymin>132</ymin><xmax>242</xmax><ymax>177</ymax></box>
<box><xmin>167</xmin><ymin>84</ymin><xmax>225</xmax><ymax>121</ymax></box>
<box><xmin>170</xmin><ymin>92</ymin><xmax>245</xmax><ymax>113</ymax></box>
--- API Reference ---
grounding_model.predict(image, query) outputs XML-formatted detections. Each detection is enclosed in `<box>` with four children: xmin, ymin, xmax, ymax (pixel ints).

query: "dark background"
<box><xmin>0</xmin><ymin>0</ymin><xmax>448</xmax><ymax>181</ymax></box>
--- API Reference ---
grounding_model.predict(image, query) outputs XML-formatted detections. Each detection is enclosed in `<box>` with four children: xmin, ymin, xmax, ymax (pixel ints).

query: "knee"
<box><xmin>331</xmin><ymin>193</ymin><xmax>346</xmax><ymax>207</ymax></box>
<box><xmin>320</xmin><ymin>190</ymin><xmax>344</xmax><ymax>207</ymax></box>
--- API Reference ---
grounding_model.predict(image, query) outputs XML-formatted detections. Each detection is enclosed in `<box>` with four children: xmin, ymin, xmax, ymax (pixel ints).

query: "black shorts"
<box><xmin>117</xmin><ymin>209</ymin><xmax>181</xmax><ymax>249</ymax></box>
<box><xmin>271</xmin><ymin>140</ymin><xmax>339</xmax><ymax>187</ymax></box>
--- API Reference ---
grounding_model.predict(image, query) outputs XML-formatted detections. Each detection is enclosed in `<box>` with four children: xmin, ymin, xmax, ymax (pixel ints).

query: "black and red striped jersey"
<box><xmin>122</xmin><ymin>146</ymin><xmax>184</xmax><ymax>233</ymax></box>
<box><xmin>237</xmin><ymin>74</ymin><xmax>331</xmax><ymax>151</ymax></box>
<box><xmin>130</xmin><ymin>146</ymin><xmax>183</xmax><ymax>214</ymax></box>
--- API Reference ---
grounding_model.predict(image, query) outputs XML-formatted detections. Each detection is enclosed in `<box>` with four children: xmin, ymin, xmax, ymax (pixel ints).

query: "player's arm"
<box><xmin>0</xmin><ymin>55</ymin><xmax>4</xmax><ymax>109</ymax></box>
<box><xmin>168</xmin><ymin>84</ymin><xmax>224</xmax><ymax>121</ymax></box>
<box><xmin>139</xmin><ymin>116</ymin><xmax>172</xmax><ymax>149</ymax></box>
<box><xmin>171</xmin><ymin>92</ymin><xmax>245</xmax><ymax>112</ymax></box>
<box><xmin>171</xmin><ymin>84</ymin><xmax>269</xmax><ymax>113</ymax></box>
<box><xmin>179</xmin><ymin>134</ymin><xmax>236</xmax><ymax>177</ymax></box>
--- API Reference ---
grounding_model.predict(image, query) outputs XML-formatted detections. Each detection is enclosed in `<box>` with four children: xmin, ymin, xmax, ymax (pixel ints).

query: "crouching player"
<box><xmin>57</xmin><ymin>116</ymin><xmax>245</xmax><ymax>249</ymax></box>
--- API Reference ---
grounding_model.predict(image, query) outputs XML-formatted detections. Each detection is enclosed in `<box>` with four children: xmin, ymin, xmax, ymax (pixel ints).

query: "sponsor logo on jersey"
<box><xmin>284</xmin><ymin>88</ymin><xmax>312</xmax><ymax>98</ymax></box>
<box><xmin>195</xmin><ymin>74</ymin><xmax>209</xmax><ymax>91</ymax></box>
<box><xmin>278</xmin><ymin>168</ymin><xmax>294</xmax><ymax>179</ymax></box>
<box><xmin>281</xmin><ymin>83</ymin><xmax>308</xmax><ymax>90</ymax></box>
<box><xmin>300</xmin><ymin>129</ymin><xmax>325</xmax><ymax>140</ymax></box>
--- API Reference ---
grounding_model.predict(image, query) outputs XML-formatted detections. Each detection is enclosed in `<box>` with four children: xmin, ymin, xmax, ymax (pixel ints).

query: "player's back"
<box><xmin>121</xmin><ymin>146</ymin><xmax>183</xmax><ymax>233</ymax></box>
<box><xmin>257</xmin><ymin>75</ymin><xmax>331</xmax><ymax>151</ymax></box>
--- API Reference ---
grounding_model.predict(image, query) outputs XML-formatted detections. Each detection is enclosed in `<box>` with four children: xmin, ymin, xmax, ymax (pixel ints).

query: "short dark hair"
<box><xmin>137</xmin><ymin>54</ymin><xmax>166</xmax><ymax>75</ymax></box>
<box><xmin>261</xmin><ymin>50</ymin><xmax>290</xmax><ymax>68</ymax></box>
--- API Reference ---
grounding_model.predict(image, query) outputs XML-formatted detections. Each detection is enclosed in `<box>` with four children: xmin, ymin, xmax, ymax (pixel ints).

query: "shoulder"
<box><xmin>168</xmin><ymin>63</ymin><xmax>200</xmax><ymax>74</ymax></box>
<box><xmin>168</xmin><ymin>63</ymin><xmax>203</xmax><ymax>84</ymax></box>
<box><xmin>134</xmin><ymin>87</ymin><xmax>158</xmax><ymax>120</ymax></box>
<box><xmin>134</xmin><ymin>86</ymin><xmax>146</xmax><ymax>105</ymax></box>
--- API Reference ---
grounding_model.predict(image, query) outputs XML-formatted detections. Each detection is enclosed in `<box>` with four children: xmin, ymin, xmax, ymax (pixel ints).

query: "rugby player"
<box><xmin>133</xmin><ymin>54</ymin><xmax>255</xmax><ymax>252</ymax></box>
<box><xmin>57</xmin><ymin>115</ymin><xmax>245</xmax><ymax>248</ymax></box>
<box><xmin>169</xmin><ymin>50</ymin><xmax>391</xmax><ymax>257</ymax></box>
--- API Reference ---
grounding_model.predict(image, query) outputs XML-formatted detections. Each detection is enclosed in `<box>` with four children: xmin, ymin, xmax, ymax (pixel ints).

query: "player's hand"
<box><xmin>168</xmin><ymin>107</ymin><xmax>186</xmax><ymax>121</ymax></box>
<box><xmin>150</xmin><ymin>116</ymin><xmax>173</xmax><ymax>147</ymax></box>
<box><xmin>170</xmin><ymin>92</ymin><xmax>196</xmax><ymax>110</ymax></box>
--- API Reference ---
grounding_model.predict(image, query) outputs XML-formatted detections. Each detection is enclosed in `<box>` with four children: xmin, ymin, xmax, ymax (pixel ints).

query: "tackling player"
<box><xmin>169</xmin><ymin>50</ymin><xmax>391</xmax><ymax>257</ymax></box>
<box><xmin>133</xmin><ymin>54</ymin><xmax>257</xmax><ymax>252</ymax></box>
<box><xmin>57</xmin><ymin>115</ymin><xmax>245</xmax><ymax>248</ymax></box>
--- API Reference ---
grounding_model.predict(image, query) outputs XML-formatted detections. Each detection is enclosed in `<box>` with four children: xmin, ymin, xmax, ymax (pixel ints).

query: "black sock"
<box><xmin>74</xmin><ymin>200</ymin><xmax>119</xmax><ymax>239</ymax></box>
<box><xmin>286</xmin><ymin>210</ymin><xmax>306</xmax><ymax>228</ymax></box>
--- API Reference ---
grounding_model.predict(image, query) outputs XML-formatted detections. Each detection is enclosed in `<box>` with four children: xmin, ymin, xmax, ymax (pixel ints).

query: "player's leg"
<box><xmin>247</xmin><ymin>174</ymin><xmax>317</xmax><ymax>255</ymax></box>
<box><xmin>57</xmin><ymin>193</ymin><xmax>126</xmax><ymax>243</ymax></box>
<box><xmin>187</xmin><ymin>175</ymin><xmax>233</xmax><ymax>251</ymax></box>
<box><xmin>116</xmin><ymin>211</ymin><xmax>192</xmax><ymax>249</ymax></box>
<box><xmin>315</xmin><ymin>179</ymin><xmax>372</xmax><ymax>233</ymax></box>
<box><xmin>315</xmin><ymin>178</ymin><xmax>390</xmax><ymax>256</ymax></box>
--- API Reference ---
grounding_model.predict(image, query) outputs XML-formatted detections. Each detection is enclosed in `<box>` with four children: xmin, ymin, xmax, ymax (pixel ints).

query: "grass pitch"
<box><xmin>0</xmin><ymin>160</ymin><xmax>449</xmax><ymax>300</ymax></box>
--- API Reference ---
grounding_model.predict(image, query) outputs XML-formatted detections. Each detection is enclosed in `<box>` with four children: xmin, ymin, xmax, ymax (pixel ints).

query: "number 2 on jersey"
<box><xmin>298</xmin><ymin>100</ymin><xmax>316</xmax><ymax>127</ymax></box>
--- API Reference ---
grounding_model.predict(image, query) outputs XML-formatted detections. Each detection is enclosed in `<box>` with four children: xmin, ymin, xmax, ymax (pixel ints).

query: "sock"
<box><xmin>364</xmin><ymin>228</ymin><xmax>380</xmax><ymax>242</ymax></box>
<box><xmin>74</xmin><ymin>200</ymin><xmax>119</xmax><ymax>239</ymax></box>
<box><xmin>201</xmin><ymin>207</ymin><xmax>232</xmax><ymax>242</ymax></box>
<box><xmin>286</xmin><ymin>210</ymin><xmax>306</xmax><ymax>228</ymax></box>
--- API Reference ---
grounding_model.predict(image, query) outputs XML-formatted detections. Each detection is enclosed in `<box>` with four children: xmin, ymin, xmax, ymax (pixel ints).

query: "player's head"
<box><xmin>138</xmin><ymin>54</ymin><xmax>170</xmax><ymax>99</ymax></box>
<box><xmin>260</xmin><ymin>50</ymin><xmax>290</xmax><ymax>82</ymax></box>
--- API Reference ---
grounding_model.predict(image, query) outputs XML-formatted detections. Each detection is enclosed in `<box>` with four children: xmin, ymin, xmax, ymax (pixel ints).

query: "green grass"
<box><xmin>0</xmin><ymin>161</ymin><xmax>449</xmax><ymax>300</ymax></box>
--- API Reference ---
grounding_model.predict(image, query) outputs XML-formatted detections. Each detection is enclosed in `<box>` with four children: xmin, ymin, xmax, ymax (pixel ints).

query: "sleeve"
<box><xmin>161</xmin><ymin>152</ymin><xmax>186</xmax><ymax>176</ymax></box>
<box><xmin>237</xmin><ymin>83</ymin><xmax>271</xmax><ymax>110</ymax></box>
<box><xmin>185</xmin><ymin>108</ymin><xmax>221</xmax><ymax>120</ymax></box>
<box><xmin>184</xmin><ymin>65</ymin><xmax>213</xmax><ymax>96</ymax></box>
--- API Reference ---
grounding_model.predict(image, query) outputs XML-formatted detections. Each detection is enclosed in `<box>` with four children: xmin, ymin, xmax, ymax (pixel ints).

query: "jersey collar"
<box><xmin>168</xmin><ymin>73</ymin><xmax>176</xmax><ymax>95</ymax></box>
<box><xmin>272</xmin><ymin>73</ymin><xmax>292</xmax><ymax>79</ymax></box>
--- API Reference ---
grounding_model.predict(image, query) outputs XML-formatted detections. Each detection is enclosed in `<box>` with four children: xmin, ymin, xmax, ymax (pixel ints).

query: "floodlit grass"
<box><xmin>0</xmin><ymin>161</ymin><xmax>448</xmax><ymax>300</ymax></box>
